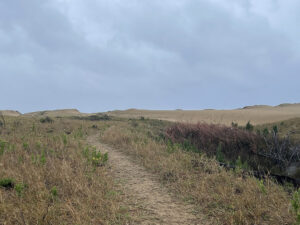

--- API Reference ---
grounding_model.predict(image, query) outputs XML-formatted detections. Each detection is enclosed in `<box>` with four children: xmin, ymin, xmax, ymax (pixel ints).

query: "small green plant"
<box><xmin>82</xmin><ymin>146</ymin><xmax>89</xmax><ymax>158</ymax></box>
<box><xmin>245</xmin><ymin>121</ymin><xmax>254</xmax><ymax>131</ymax></box>
<box><xmin>292</xmin><ymin>188</ymin><xmax>300</xmax><ymax>224</ymax></box>
<box><xmin>257</xmin><ymin>179</ymin><xmax>266</xmax><ymax>195</ymax></box>
<box><xmin>263</xmin><ymin>128</ymin><xmax>269</xmax><ymax>136</ymax></box>
<box><xmin>82</xmin><ymin>146</ymin><xmax>109</xmax><ymax>166</ymax></box>
<box><xmin>273</xmin><ymin>125</ymin><xmax>278</xmax><ymax>135</ymax></box>
<box><xmin>51</xmin><ymin>186</ymin><xmax>58</xmax><ymax>198</ymax></box>
<box><xmin>92</xmin><ymin>151</ymin><xmax>108</xmax><ymax>166</ymax></box>
<box><xmin>0</xmin><ymin>178</ymin><xmax>14</xmax><ymax>189</ymax></box>
<box><xmin>166</xmin><ymin>140</ymin><xmax>176</xmax><ymax>153</ymax></box>
<box><xmin>235</xmin><ymin>156</ymin><xmax>249</xmax><ymax>171</ymax></box>
<box><xmin>15</xmin><ymin>183</ymin><xmax>27</xmax><ymax>196</ymax></box>
<box><xmin>23</xmin><ymin>142</ymin><xmax>29</xmax><ymax>150</ymax></box>
<box><xmin>40</xmin><ymin>151</ymin><xmax>46</xmax><ymax>165</ymax></box>
<box><xmin>216</xmin><ymin>143</ymin><xmax>225</xmax><ymax>163</ymax></box>
<box><xmin>235</xmin><ymin>156</ymin><xmax>243</xmax><ymax>171</ymax></box>
<box><xmin>62</xmin><ymin>134</ymin><xmax>68</xmax><ymax>146</ymax></box>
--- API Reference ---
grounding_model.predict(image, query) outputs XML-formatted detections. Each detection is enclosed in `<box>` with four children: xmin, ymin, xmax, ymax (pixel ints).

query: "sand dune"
<box><xmin>23</xmin><ymin>109</ymin><xmax>84</xmax><ymax>117</ymax></box>
<box><xmin>108</xmin><ymin>103</ymin><xmax>300</xmax><ymax>125</ymax></box>
<box><xmin>0</xmin><ymin>110</ymin><xmax>21</xmax><ymax>117</ymax></box>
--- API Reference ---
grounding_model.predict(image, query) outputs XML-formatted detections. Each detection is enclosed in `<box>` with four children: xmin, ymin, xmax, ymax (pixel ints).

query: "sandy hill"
<box><xmin>107</xmin><ymin>103</ymin><xmax>300</xmax><ymax>126</ymax></box>
<box><xmin>0</xmin><ymin>110</ymin><xmax>21</xmax><ymax>117</ymax></box>
<box><xmin>24</xmin><ymin>109</ymin><xmax>84</xmax><ymax>117</ymax></box>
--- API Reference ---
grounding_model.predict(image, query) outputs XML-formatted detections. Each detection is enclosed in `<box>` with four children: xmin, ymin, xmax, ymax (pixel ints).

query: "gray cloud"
<box><xmin>0</xmin><ymin>0</ymin><xmax>299</xmax><ymax>112</ymax></box>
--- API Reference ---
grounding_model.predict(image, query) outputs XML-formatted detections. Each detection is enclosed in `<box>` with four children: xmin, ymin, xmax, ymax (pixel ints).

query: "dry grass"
<box><xmin>108</xmin><ymin>104</ymin><xmax>300</xmax><ymax>125</ymax></box>
<box><xmin>0</xmin><ymin>116</ymin><xmax>129</xmax><ymax>225</ymax></box>
<box><xmin>100</xmin><ymin>119</ymin><xmax>296</xmax><ymax>225</ymax></box>
<box><xmin>1</xmin><ymin>114</ymin><xmax>297</xmax><ymax>224</ymax></box>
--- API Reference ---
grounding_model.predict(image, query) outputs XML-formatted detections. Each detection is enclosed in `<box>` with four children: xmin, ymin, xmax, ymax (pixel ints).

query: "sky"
<box><xmin>0</xmin><ymin>0</ymin><xmax>299</xmax><ymax>113</ymax></box>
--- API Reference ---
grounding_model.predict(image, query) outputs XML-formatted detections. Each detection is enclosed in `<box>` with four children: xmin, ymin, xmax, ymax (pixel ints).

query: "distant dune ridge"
<box><xmin>24</xmin><ymin>109</ymin><xmax>83</xmax><ymax>117</ymax></box>
<box><xmin>0</xmin><ymin>110</ymin><xmax>21</xmax><ymax>117</ymax></box>
<box><xmin>107</xmin><ymin>103</ymin><xmax>300</xmax><ymax>125</ymax></box>
<box><xmin>1</xmin><ymin>103</ymin><xmax>300</xmax><ymax>125</ymax></box>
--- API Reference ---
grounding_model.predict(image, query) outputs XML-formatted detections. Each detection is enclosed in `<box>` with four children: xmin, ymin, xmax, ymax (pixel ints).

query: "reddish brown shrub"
<box><xmin>165</xmin><ymin>123</ymin><xmax>266</xmax><ymax>165</ymax></box>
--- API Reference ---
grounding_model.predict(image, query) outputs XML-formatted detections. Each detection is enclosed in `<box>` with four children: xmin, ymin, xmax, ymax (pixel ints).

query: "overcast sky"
<box><xmin>0</xmin><ymin>0</ymin><xmax>299</xmax><ymax>113</ymax></box>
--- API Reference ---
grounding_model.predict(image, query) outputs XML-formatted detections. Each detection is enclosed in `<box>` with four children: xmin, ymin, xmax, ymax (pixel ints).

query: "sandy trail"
<box><xmin>88</xmin><ymin>135</ymin><xmax>205</xmax><ymax>225</ymax></box>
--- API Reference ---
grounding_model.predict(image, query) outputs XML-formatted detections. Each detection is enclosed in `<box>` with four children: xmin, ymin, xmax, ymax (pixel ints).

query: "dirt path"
<box><xmin>88</xmin><ymin>135</ymin><xmax>204</xmax><ymax>225</ymax></box>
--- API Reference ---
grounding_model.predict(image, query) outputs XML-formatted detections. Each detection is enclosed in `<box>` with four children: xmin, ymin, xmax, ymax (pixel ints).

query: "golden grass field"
<box><xmin>1</xmin><ymin>104</ymin><xmax>300</xmax><ymax>224</ymax></box>
<box><xmin>107</xmin><ymin>103</ymin><xmax>300</xmax><ymax>126</ymax></box>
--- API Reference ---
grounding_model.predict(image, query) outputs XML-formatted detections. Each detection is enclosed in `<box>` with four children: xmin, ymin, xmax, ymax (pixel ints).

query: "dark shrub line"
<box><xmin>165</xmin><ymin>122</ymin><xmax>300</xmax><ymax>185</ymax></box>
<box><xmin>72</xmin><ymin>114</ymin><xmax>111</xmax><ymax>121</ymax></box>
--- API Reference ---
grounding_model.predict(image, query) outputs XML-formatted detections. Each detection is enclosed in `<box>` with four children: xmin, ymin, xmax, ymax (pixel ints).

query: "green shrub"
<box><xmin>40</xmin><ymin>117</ymin><xmax>54</xmax><ymax>123</ymax></box>
<box><xmin>273</xmin><ymin>125</ymin><xmax>278</xmax><ymax>135</ymax></box>
<box><xmin>245</xmin><ymin>121</ymin><xmax>254</xmax><ymax>131</ymax></box>
<box><xmin>51</xmin><ymin>186</ymin><xmax>58</xmax><ymax>198</ymax></box>
<box><xmin>92</xmin><ymin>151</ymin><xmax>108</xmax><ymax>166</ymax></box>
<box><xmin>82</xmin><ymin>146</ymin><xmax>108</xmax><ymax>166</ymax></box>
<box><xmin>0</xmin><ymin>178</ymin><xmax>14</xmax><ymax>189</ymax></box>
<box><xmin>263</xmin><ymin>128</ymin><xmax>269</xmax><ymax>136</ymax></box>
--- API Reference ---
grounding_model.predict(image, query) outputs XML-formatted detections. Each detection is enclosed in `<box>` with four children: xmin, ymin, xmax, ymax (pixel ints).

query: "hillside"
<box><xmin>0</xmin><ymin>110</ymin><xmax>21</xmax><ymax>117</ymax></box>
<box><xmin>107</xmin><ymin>103</ymin><xmax>300</xmax><ymax>125</ymax></box>
<box><xmin>23</xmin><ymin>109</ymin><xmax>85</xmax><ymax>117</ymax></box>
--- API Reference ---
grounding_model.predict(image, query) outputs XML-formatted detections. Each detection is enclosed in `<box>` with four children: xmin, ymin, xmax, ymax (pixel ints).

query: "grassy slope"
<box><xmin>100</xmin><ymin>118</ymin><xmax>295</xmax><ymax>225</ymax></box>
<box><xmin>0</xmin><ymin>116</ymin><xmax>129</xmax><ymax>225</ymax></box>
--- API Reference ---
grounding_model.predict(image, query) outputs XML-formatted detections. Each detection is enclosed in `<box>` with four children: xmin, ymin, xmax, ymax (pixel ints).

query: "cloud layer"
<box><xmin>0</xmin><ymin>0</ymin><xmax>299</xmax><ymax>112</ymax></box>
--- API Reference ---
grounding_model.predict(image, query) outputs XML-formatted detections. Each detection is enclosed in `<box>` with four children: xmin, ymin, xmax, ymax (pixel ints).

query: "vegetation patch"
<box><xmin>0</xmin><ymin>178</ymin><xmax>14</xmax><ymax>189</ymax></box>
<box><xmin>39</xmin><ymin>116</ymin><xmax>54</xmax><ymax>123</ymax></box>
<box><xmin>72</xmin><ymin>114</ymin><xmax>111</xmax><ymax>121</ymax></box>
<box><xmin>165</xmin><ymin>122</ymin><xmax>300</xmax><ymax>181</ymax></box>
<box><xmin>100</xmin><ymin>119</ymin><xmax>297</xmax><ymax>224</ymax></box>
<box><xmin>0</xmin><ymin>116</ymin><xmax>130</xmax><ymax>224</ymax></box>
